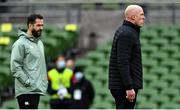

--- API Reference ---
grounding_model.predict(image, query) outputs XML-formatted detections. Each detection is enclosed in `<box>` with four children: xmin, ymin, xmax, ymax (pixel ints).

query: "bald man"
<box><xmin>109</xmin><ymin>5</ymin><xmax>145</xmax><ymax>109</ymax></box>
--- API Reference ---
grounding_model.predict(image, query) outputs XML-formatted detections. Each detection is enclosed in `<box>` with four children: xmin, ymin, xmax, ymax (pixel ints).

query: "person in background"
<box><xmin>47</xmin><ymin>54</ymin><xmax>73</xmax><ymax>109</ymax></box>
<box><xmin>10</xmin><ymin>14</ymin><xmax>48</xmax><ymax>109</ymax></box>
<box><xmin>109</xmin><ymin>5</ymin><xmax>145</xmax><ymax>109</ymax></box>
<box><xmin>66</xmin><ymin>57</ymin><xmax>75</xmax><ymax>70</ymax></box>
<box><xmin>70</xmin><ymin>66</ymin><xmax>95</xmax><ymax>109</ymax></box>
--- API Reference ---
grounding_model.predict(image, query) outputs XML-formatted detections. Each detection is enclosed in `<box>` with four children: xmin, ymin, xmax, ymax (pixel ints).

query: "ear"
<box><xmin>132</xmin><ymin>15</ymin><xmax>136</xmax><ymax>20</ymax></box>
<box><xmin>28</xmin><ymin>23</ymin><xmax>33</xmax><ymax>29</ymax></box>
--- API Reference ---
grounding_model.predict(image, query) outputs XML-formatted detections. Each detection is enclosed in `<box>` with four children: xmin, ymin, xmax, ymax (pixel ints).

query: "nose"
<box><xmin>40</xmin><ymin>26</ymin><xmax>43</xmax><ymax>30</ymax></box>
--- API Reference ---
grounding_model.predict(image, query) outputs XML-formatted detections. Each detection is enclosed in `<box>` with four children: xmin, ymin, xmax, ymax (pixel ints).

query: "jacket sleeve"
<box><xmin>117</xmin><ymin>32</ymin><xmax>134</xmax><ymax>90</ymax></box>
<box><xmin>10</xmin><ymin>42</ymin><xmax>30</xmax><ymax>87</ymax></box>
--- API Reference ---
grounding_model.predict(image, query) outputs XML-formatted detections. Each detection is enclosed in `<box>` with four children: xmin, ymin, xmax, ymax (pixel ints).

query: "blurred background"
<box><xmin>0</xmin><ymin>0</ymin><xmax>180</xmax><ymax>109</ymax></box>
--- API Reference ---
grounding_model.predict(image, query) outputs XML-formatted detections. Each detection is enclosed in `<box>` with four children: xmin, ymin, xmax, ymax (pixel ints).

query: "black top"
<box><xmin>109</xmin><ymin>20</ymin><xmax>143</xmax><ymax>90</ymax></box>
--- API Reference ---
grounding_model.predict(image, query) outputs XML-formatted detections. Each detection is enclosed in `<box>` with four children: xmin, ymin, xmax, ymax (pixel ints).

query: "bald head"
<box><xmin>124</xmin><ymin>5</ymin><xmax>145</xmax><ymax>27</ymax></box>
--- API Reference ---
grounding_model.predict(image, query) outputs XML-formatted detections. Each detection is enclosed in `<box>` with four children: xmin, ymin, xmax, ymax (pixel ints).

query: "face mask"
<box><xmin>57</xmin><ymin>60</ymin><xmax>66</xmax><ymax>69</ymax></box>
<box><xmin>75</xmin><ymin>72</ymin><xmax>83</xmax><ymax>81</ymax></box>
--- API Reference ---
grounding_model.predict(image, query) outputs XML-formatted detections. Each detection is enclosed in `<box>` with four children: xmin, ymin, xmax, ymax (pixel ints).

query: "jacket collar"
<box><xmin>18</xmin><ymin>28</ymin><xmax>40</xmax><ymax>43</ymax></box>
<box><xmin>123</xmin><ymin>20</ymin><xmax>140</xmax><ymax>34</ymax></box>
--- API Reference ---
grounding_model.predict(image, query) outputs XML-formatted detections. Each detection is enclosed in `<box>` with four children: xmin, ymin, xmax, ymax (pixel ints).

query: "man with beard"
<box><xmin>10</xmin><ymin>14</ymin><xmax>48</xmax><ymax>109</ymax></box>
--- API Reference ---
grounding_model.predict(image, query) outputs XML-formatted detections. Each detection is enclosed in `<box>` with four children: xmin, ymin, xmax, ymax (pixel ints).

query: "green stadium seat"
<box><xmin>75</xmin><ymin>59</ymin><xmax>93</xmax><ymax>68</ymax></box>
<box><xmin>0</xmin><ymin>51</ymin><xmax>10</xmax><ymax>61</ymax></box>
<box><xmin>171</xmin><ymin>67</ymin><xmax>180</xmax><ymax>76</ymax></box>
<box><xmin>171</xmin><ymin>80</ymin><xmax>180</xmax><ymax>89</ymax></box>
<box><xmin>147</xmin><ymin>25</ymin><xmax>169</xmax><ymax>35</ymax></box>
<box><xmin>141</xmin><ymin>53</ymin><xmax>148</xmax><ymax>61</ymax></box>
<box><xmin>96</xmin><ymin>59</ymin><xmax>109</xmax><ymax>70</ymax></box>
<box><xmin>149</xmin><ymin>81</ymin><xmax>168</xmax><ymax>91</ymax></box>
<box><xmin>161</xmin><ymin>45</ymin><xmax>179</xmax><ymax>54</ymax></box>
<box><xmin>137</xmin><ymin>101</ymin><xmax>157</xmax><ymax>109</ymax></box>
<box><xmin>44</xmin><ymin>25</ymin><xmax>58</xmax><ymax>35</ymax></box>
<box><xmin>160</xmin><ymin>102</ymin><xmax>179</xmax><ymax>109</ymax></box>
<box><xmin>140</xmin><ymin>38</ymin><xmax>148</xmax><ymax>46</ymax></box>
<box><xmin>139</xmin><ymin>88</ymin><xmax>158</xmax><ymax>98</ymax></box>
<box><xmin>105</xmin><ymin>94</ymin><xmax>114</xmax><ymax>104</ymax></box>
<box><xmin>96</xmin><ymin>72</ymin><xmax>107</xmax><ymax>83</ymax></box>
<box><xmin>40</xmin><ymin>95</ymin><xmax>50</xmax><ymax>108</ymax></box>
<box><xmin>161</xmin><ymin>59</ymin><xmax>179</xmax><ymax>69</ymax></box>
<box><xmin>141</xmin><ymin>45</ymin><xmax>158</xmax><ymax>54</ymax></box>
<box><xmin>171</xmin><ymin>52</ymin><xmax>180</xmax><ymax>60</ymax></box>
<box><xmin>172</xmin><ymin>95</ymin><xmax>180</xmax><ymax>104</ymax></box>
<box><xmin>149</xmin><ymin>94</ymin><xmax>169</xmax><ymax>105</ymax></box>
<box><xmin>161</xmin><ymin>30</ymin><xmax>178</xmax><ymax>40</ymax></box>
<box><xmin>136</xmin><ymin>94</ymin><xmax>147</xmax><ymax>104</ymax></box>
<box><xmin>161</xmin><ymin>88</ymin><xmax>179</xmax><ymax>98</ymax></box>
<box><xmin>171</xmin><ymin>37</ymin><xmax>180</xmax><ymax>46</ymax></box>
<box><xmin>84</xmin><ymin>66</ymin><xmax>104</xmax><ymax>78</ymax></box>
<box><xmin>150</xmin><ymin>38</ymin><xmax>168</xmax><ymax>47</ymax></box>
<box><xmin>160</xmin><ymin>74</ymin><xmax>179</xmax><ymax>84</ymax></box>
<box><xmin>86</xmin><ymin>51</ymin><xmax>105</xmax><ymax>63</ymax></box>
<box><xmin>140</xmin><ymin>30</ymin><xmax>158</xmax><ymax>40</ymax></box>
<box><xmin>0</xmin><ymin>65</ymin><xmax>10</xmax><ymax>76</ymax></box>
<box><xmin>96</xmin><ymin>43</ymin><xmax>111</xmax><ymax>57</ymax></box>
<box><xmin>150</xmin><ymin>66</ymin><xmax>169</xmax><ymax>77</ymax></box>
<box><xmin>151</xmin><ymin>51</ymin><xmax>169</xmax><ymax>61</ymax></box>
<box><xmin>143</xmin><ymin>73</ymin><xmax>158</xmax><ymax>84</ymax></box>
<box><xmin>142</xmin><ymin>59</ymin><xmax>158</xmax><ymax>69</ymax></box>
<box><xmin>2</xmin><ymin>99</ymin><xmax>18</xmax><ymax>109</ymax></box>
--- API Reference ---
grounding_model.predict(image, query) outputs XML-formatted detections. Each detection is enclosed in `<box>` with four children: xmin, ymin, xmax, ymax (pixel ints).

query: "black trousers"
<box><xmin>17</xmin><ymin>94</ymin><xmax>40</xmax><ymax>109</ymax></box>
<box><xmin>110</xmin><ymin>89</ymin><xmax>138</xmax><ymax>109</ymax></box>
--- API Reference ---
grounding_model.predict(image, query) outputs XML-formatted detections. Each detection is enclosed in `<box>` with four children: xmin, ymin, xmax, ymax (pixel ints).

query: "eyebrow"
<box><xmin>37</xmin><ymin>24</ymin><xmax>44</xmax><ymax>26</ymax></box>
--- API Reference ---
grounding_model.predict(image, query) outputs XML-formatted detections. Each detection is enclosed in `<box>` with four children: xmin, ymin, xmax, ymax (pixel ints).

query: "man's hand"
<box><xmin>126</xmin><ymin>89</ymin><xmax>135</xmax><ymax>102</ymax></box>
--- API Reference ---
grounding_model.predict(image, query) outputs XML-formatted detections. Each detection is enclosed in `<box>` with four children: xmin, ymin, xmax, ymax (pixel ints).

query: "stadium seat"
<box><xmin>172</xmin><ymin>95</ymin><xmax>180</xmax><ymax>104</ymax></box>
<box><xmin>160</xmin><ymin>74</ymin><xmax>179</xmax><ymax>84</ymax></box>
<box><xmin>84</xmin><ymin>67</ymin><xmax>104</xmax><ymax>79</ymax></box>
<box><xmin>139</xmin><ymin>88</ymin><xmax>158</xmax><ymax>98</ymax></box>
<box><xmin>161</xmin><ymin>59</ymin><xmax>179</xmax><ymax>69</ymax></box>
<box><xmin>141</xmin><ymin>45</ymin><xmax>158</xmax><ymax>54</ymax></box>
<box><xmin>150</xmin><ymin>66</ymin><xmax>169</xmax><ymax>77</ymax></box>
<box><xmin>149</xmin><ymin>81</ymin><xmax>168</xmax><ymax>91</ymax></box>
<box><xmin>161</xmin><ymin>88</ymin><xmax>179</xmax><ymax>98</ymax></box>
<box><xmin>140</xmin><ymin>38</ymin><xmax>148</xmax><ymax>46</ymax></box>
<box><xmin>140</xmin><ymin>30</ymin><xmax>158</xmax><ymax>40</ymax></box>
<box><xmin>40</xmin><ymin>95</ymin><xmax>50</xmax><ymax>108</ymax></box>
<box><xmin>171</xmin><ymin>67</ymin><xmax>180</xmax><ymax>76</ymax></box>
<box><xmin>161</xmin><ymin>30</ymin><xmax>178</xmax><ymax>40</ymax></box>
<box><xmin>2</xmin><ymin>99</ymin><xmax>18</xmax><ymax>109</ymax></box>
<box><xmin>136</xmin><ymin>94</ymin><xmax>147</xmax><ymax>104</ymax></box>
<box><xmin>171</xmin><ymin>37</ymin><xmax>180</xmax><ymax>46</ymax></box>
<box><xmin>171</xmin><ymin>80</ymin><xmax>180</xmax><ymax>89</ymax></box>
<box><xmin>96</xmin><ymin>59</ymin><xmax>109</xmax><ymax>70</ymax></box>
<box><xmin>151</xmin><ymin>51</ymin><xmax>169</xmax><ymax>61</ymax></box>
<box><xmin>143</xmin><ymin>73</ymin><xmax>158</xmax><ymax>84</ymax></box>
<box><xmin>160</xmin><ymin>102</ymin><xmax>179</xmax><ymax>109</ymax></box>
<box><xmin>142</xmin><ymin>59</ymin><xmax>158</xmax><ymax>69</ymax></box>
<box><xmin>150</xmin><ymin>38</ymin><xmax>168</xmax><ymax>47</ymax></box>
<box><xmin>171</xmin><ymin>51</ymin><xmax>180</xmax><ymax>60</ymax></box>
<box><xmin>96</xmin><ymin>43</ymin><xmax>111</xmax><ymax>57</ymax></box>
<box><xmin>149</xmin><ymin>94</ymin><xmax>169</xmax><ymax>106</ymax></box>
<box><xmin>161</xmin><ymin>45</ymin><xmax>179</xmax><ymax>54</ymax></box>
<box><xmin>137</xmin><ymin>101</ymin><xmax>157</xmax><ymax>109</ymax></box>
<box><xmin>75</xmin><ymin>59</ymin><xmax>93</xmax><ymax>69</ymax></box>
<box><xmin>86</xmin><ymin>51</ymin><xmax>105</xmax><ymax>63</ymax></box>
